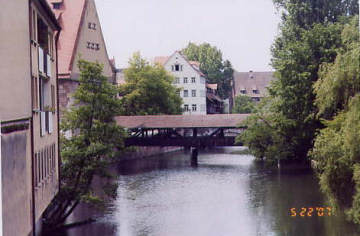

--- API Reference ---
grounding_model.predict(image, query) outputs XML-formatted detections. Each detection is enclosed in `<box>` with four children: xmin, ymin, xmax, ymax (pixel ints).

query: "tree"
<box><xmin>182</xmin><ymin>42</ymin><xmax>234</xmax><ymax>99</ymax></box>
<box><xmin>232</xmin><ymin>95</ymin><xmax>255</xmax><ymax>114</ymax></box>
<box><xmin>119</xmin><ymin>52</ymin><xmax>182</xmax><ymax>115</ymax></box>
<box><xmin>237</xmin><ymin>0</ymin><xmax>357</xmax><ymax>163</ymax></box>
<box><xmin>310</xmin><ymin>17</ymin><xmax>360</xmax><ymax>223</ymax></box>
<box><xmin>42</xmin><ymin>59</ymin><xmax>126</xmax><ymax>230</ymax></box>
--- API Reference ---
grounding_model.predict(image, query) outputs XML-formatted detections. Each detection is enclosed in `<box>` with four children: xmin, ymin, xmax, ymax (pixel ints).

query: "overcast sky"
<box><xmin>95</xmin><ymin>0</ymin><xmax>281</xmax><ymax>72</ymax></box>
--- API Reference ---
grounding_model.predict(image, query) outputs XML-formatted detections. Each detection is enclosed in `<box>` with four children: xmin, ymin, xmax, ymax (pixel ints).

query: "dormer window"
<box><xmin>240</xmin><ymin>89</ymin><xmax>246</xmax><ymax>94</ymax></box>
<box><xmin>253</xmin><ymin>89</ymin><xmax>259</xmax><ymax>94</ymax></box>
<box><xmin>52</xmin><ymin>3</ymin><xmax>62</xmax><ymax>9</ymax></box>
<box><xmin>88</xmin><ymin>22</ymin><xmax>96</xmax><ymax>30</ymax></box>
<box><xmin>175</xmin><ymin>64</ymin><xmax>180</xmax><ymax>71</ymax></box>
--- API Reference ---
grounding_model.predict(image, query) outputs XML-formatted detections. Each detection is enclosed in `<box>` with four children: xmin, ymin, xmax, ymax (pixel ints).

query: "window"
<box><xmin>176</xmin><ymin>90</ymin><xmax>180</xmax><ymax>96</ymax></box>
<box><xmin>183</xmin><ymin>77</ymin><xmax>188</xmax><ymax>83</ymax></box>
<box><xmin>183</xmin><ymin>90</ymin><xmax>188</xmax><ymax>97</ymax></box>
<box><xmin>52</xmin><ymin>3</ymin><xmax>61</xmax><ymax>9</ymax></box>
<box><xmin>175</xmin><ymin>64</ymin><xmax>180</xmax><ymax>71</ymax></box>
<box><xmin>37</xmin><ymin>17</ymin><xmax>48</xmax><ymax>52</ymax></box>
<box><xmin>252</xmin><ymin>97</ymin><xmax>260</xmax><ymax>102</ymax></box>
<box><xmin>192</xmin><ymin>90</ymin><xmax>196</xmax><ymax>97</ymax></box>
<box><xmin>192</xmin><ymin>104</ymin><xmax>197</xmax><ymax>111</ymax></box>
<box><xmin>253</xmin><ymin>89</ymin><xmax>259</xmax><ymax>94</ymax></box>
<box><xmin>88</xmin><ymin>22</ymin><xmax>96</xmax><ymax>30</ymax></box>
<box><xmin>35</xmin><ymin>144</ymin><xmax>56</xmax><ymax>189</ymax></box>
<box><xmin>191</xmin><ymin>77</ymin><xmax>196</xmax><ymax>83</ymax></box>
<box><xmin>184</xmin><ymin>104</ymin><xmax>189</xmax><ymax>111</ymax></box>
<box><xmin>180</xmin><ymin>65</ymin><xmax>183</xmax><ymax>71</ymax></box>
<box><xmin>241</xmin><ymin>89</ymin><xmax>246</xmax><ymax>94</ymax></box>
<box><xmin>87</xmin><ymin>42</ymin><xmax>99</xmax><ymax>50</ymax></box>
<box><xmin>174</xmin><ymin>77</ymin><xmax>180</xmax><ymax>84</ymax></box>
<box><xmin>171</xmin><ymin>65</ymin><xmax>174</xmax><ymax>71</ymax></box>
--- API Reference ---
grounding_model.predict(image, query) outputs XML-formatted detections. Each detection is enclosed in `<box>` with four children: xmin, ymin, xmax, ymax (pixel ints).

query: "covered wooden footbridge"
<box><xmin>115</xmin><ymin>114</ymin><xmax>249</xmax><ymax>148</ymax></box>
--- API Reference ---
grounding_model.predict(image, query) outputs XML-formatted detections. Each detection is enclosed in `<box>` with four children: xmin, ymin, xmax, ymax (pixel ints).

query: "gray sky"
<box><xmin>95</xmin><ymin>0</ymin><xmax>281</xmax><ymax>72</ymax></box>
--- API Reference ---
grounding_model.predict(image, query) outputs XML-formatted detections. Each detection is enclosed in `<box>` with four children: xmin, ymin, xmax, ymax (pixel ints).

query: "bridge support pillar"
<box><xmin>191</xmin><ymin>147</ymin><xmax>198</xmax><ymax>167</ymax></box>
<box><xmin>184</xmin><ymin>146</ymin><xmax>191</xmax><ymax>153</ymax></box>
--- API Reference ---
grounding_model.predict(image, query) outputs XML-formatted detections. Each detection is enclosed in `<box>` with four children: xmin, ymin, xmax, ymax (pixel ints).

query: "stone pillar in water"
<box><xmin>191</xmin><ymin>147</ymin><xmax>198</xmax><ymax>167</ymax></box>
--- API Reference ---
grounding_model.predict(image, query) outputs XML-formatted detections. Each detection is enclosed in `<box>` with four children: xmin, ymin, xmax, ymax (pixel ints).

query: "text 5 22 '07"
<box><xmin>290</xmin><ymin>207</ymin><xmax>333</xmax><ymax>217</ymax></box>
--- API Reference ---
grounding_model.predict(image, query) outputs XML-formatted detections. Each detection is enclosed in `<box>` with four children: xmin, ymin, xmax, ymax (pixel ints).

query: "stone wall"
<box><xmin>58</xmin><ymin>79</ymin><xmax>79</xmax><ymax>117</ymax></box>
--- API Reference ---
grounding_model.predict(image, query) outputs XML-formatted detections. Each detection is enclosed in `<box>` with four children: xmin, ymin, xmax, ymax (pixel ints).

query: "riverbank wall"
<box><xmin>119</xmin><ymin>146</ymin><xmax>183</xmax><ymax>161</ymax></box>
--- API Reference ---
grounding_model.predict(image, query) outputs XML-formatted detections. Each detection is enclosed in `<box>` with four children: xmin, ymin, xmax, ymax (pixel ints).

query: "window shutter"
<box><xmin>51</xmin><ymin>85</ymin><xmax>55</xmax><ymax>111</ymax></box>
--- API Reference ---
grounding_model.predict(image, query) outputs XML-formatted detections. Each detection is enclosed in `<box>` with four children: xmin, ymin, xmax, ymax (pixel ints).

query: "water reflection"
<box><xmin>56</xmin><ymin>147</ymin><xmax>360</xmax><ymax>236</ymax></box>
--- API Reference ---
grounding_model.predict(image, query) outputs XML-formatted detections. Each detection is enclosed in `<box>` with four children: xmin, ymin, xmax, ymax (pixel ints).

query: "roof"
<box><xmin>115</xmin><ymin>114</ymin><xmax>249</xmax><ymax>129</ymax></box>
<box><xmin>47</xmin><ymin>0</ymin><xmax>86</xmax><ymax>75</ymax></box>
<box><xmin>206</xmin><ymin>83</ymin><xmax>218</xmax><ymax>90</ymax></box>
<box><xmin>189</xmin><ymin>61</ymin><xmax>200</xmax><ymax>68</ymax></box>
<box><xmin>233</xmin><ymin>71</ymin><xmax>275</xmax><ymax>98</ymax></box>
<box><xmin>154</xmin><ymin>51</ymin><xmax>205</xmax><ymax>77</ymax></box>
<box><xmin>153</xmin><ymin>56</ymin><xmax>169</xmax><ymax>66</ymax></box>
<box><xmin>39</xmin><ymin>0</ymin><xmax>61</xmax><ymax>30</ymax></box>
<box><xmin>207</xmin><ymin>93</ymin><xmax>223</xmax><ymax>103</ymax></box>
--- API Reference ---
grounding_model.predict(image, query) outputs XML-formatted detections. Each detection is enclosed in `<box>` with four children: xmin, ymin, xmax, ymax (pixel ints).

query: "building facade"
<box><xmin>232</xmin><ymin>70</ymin><xmax>275</xmax><ymax>104</ymax></box>
<box><xmin>206</xmin><ymin>84</ymin><xmax>223</xmax><ymax>114</ymax></box>
<box><xmin>0</xmin><ymin>0</ymin><xmax>60</xmax><ymax>235</ymax></box>
<box><xmin>155</xmin><ymin>51</ymin><xmax>207</xmax><ymax>115</ymax></box>
<box><xmin>47</xmin><ymin>0</ymin><xmax>115</xmax><ymax>115</ymax></box>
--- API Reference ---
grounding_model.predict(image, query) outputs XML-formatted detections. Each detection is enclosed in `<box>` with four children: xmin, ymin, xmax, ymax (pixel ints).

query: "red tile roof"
<box><xmin>153</xmin><ymin>56</ymin><xmax>169</xmax><ymax>66</ymax></box>
<box><xmin>115</xmin><ymin>114</ymin><xmax>249</xmax><ymax>129</ymax></box>
<box><xmin>206</xmin><ymin>83</ymin><xmax>218</xmax><ymax>90</ymax></box>
<box><xmin>189</xmin><ymin>61</ymin><xmax>200</xmax><ymax>68</ymax></box>
<box><xmin>47</xmin><ymin>0</ymin><xmax>86</xmax><ymax>75</ymax></box>
<box><xmin>233</xmin><ymin>71</ymin><xmax>275</xmax><ymax>98</ymax></box>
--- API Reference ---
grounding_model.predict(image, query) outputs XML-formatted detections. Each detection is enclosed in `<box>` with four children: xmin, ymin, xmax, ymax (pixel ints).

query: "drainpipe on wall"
<box><xmin>0</xmin><ymin>120</ymin><xmax>3</xmax><ymax>236</ymax></box>
<box><xmin>28</xmin><ymin>0</ymin><xmax>36</xmax><ymax>233</ymax></box>
<box><xmin>55</xmin><ymin>29</ymin><xmax>61</xmax><ymax>195</ymax></box>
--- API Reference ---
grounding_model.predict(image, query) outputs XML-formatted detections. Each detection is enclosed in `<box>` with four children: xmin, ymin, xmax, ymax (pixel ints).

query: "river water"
<box><xmin>60</xmin><ymin>147</ymin><xmax>360</xmax><ymax>236</ymax></box>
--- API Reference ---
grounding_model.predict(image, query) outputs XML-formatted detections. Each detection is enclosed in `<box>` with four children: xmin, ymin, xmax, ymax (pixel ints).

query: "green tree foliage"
<box><xmin>310</xmin><ymin>17</ymin><xmax>360</xmax><ymax>223</ymax></box>
<box><xmin>232</xmin><ymin>95</ymin><xmax>255</xmax><ymax>114</ymax></box>
<box><xmin>314</xmin><ymin>17</ymin><xmax>360</xmax><ymax>117</ymax></box>
<box><xmin>238</xmin><ymin>0</ymin><xmax>357</xmax><ymax>163</ymax></box>
<box><xmin>238</xmin><ymin>98</ymin><xmax>293</xmax><ymax>162</ymax></box>
<box><xmin>273</xmin><ymin>0</ymin><xmax>358</xmax><ymax>28</ymax></box>
<box><xmin>119</xmin><ymin>52</ymin><xmax>182</xmax><ymax>115</ymax></box>
<box><xmin>182</xmin><ymin>42</ymin><xmax>234</xmax><ymax>99</ymax></box>
<box><xmin>43</xmin><ymin>60</ymin><xmax>126</xmax><ymax>230</ymax></box>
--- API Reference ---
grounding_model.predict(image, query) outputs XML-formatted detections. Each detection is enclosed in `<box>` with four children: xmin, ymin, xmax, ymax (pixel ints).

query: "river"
<box><xmin>57</xmin><ymin>147</ymin><xmax>360</xmax><ymax>236</ymax></box>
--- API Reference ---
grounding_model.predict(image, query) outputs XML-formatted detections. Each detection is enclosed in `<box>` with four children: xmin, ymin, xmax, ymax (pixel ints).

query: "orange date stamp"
<box><xmin>290</xmin><ymin>207</ymin><xmax>333</xmax><ymax>217</ymax></box>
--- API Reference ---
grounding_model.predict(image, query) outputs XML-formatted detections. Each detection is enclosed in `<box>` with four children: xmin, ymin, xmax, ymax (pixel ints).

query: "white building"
<box><xmin>154</xmin><ymin>51</ymin><xmax>207</xmax><ymax>115</ymax></box>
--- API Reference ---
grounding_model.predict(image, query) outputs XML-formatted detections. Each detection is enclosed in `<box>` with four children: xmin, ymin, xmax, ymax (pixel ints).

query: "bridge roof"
<box><xmin>115</xmin><ymin>114</ymin><xmax>249</xmax><ymax>129</ymax></box>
